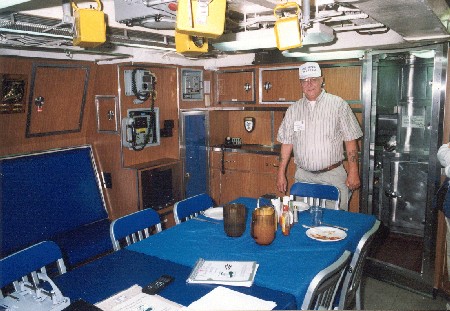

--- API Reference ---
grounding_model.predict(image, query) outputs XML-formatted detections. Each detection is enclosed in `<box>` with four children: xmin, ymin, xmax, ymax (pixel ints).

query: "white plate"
<box><xmin>306</xmin><ymin>226</ymin><xmax>347</xmax><ymax>242</ymax></box>
<box><xmin>202</xmin><ymin>207</ymin><xmax>223</xmax><ymax>220</ymax></box>
<box><xmin>292</xmin><ymin>201</ymin><xmax>310</xmax><ymax>211</ymax></box>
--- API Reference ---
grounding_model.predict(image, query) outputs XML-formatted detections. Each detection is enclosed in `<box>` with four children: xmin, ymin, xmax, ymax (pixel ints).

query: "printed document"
<box><xmin>186</xmin><ymin>258</ymin><xmax>258</xmax><ymax>287</ymax></box>
<box><xmin>95</xmin><ymin>285</ymin><xmax>183</xmax><ymax>311</ymax></box>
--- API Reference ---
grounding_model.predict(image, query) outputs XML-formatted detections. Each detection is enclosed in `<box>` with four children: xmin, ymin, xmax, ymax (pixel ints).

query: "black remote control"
<box><xmin>142</xmin><ymin>275</ymin><xmax>174</xmax><ymax>295</ymax></box>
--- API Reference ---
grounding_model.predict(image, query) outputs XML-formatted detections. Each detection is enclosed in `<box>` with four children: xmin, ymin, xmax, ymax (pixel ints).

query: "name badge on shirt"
<box><xmin>294</xmin><ymin>120</ymin><xmax>305</xmax><ymax>132</ymax></box>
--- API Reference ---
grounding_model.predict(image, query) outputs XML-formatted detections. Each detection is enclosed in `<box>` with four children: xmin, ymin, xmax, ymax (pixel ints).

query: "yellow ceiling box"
<box><xmin>72</xmin><ymin>0</ymin><xmax>106</xmax><ymax>48</ymax></box>
<box><xmin>175</xmin><ymin>32</ymin><xmax>208</xmax><ymax>55</ymax></box>
<box><xmin>176</xmin><ymin>0</ymin><xmax>226</xmax><ymax>39</ymax></box>
<box><xmin>274</xmin><ymin>2</ymin><xmax>302</xmax><ymax>51</ymax></box>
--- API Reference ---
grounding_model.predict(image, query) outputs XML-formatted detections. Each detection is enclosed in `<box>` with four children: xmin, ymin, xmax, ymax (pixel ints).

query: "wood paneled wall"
<box><xmin>0</xmin><ymin>57</ymin><xmax>181</xmax><ymax>220</ymax></box>
<box><xmin>0</xmin><ymin>57</ymin><xmax>93</xmax><ymax>156</ymax></box>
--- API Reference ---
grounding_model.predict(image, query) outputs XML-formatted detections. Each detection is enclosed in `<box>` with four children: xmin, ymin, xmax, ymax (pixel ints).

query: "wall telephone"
<box><xmin>224</xmin><ymin>136</ymin><xmax>242</xmax><ymax>148</ymax></box>
<box><xmin>122</xmin><ymin>108</ymin><xmax>160</xmax><ymax>151</ymax></box>
<box><xmin>124</xmin><ymin>69</ymin><xmax>156</xmax><ymax>104</ymax></box>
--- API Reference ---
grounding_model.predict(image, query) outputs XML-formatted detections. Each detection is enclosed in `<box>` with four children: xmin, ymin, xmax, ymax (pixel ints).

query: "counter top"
<box><xmin>210</xmin><ymin>144</ymin><xmax>282</xmax><ymax>156</ymax></box>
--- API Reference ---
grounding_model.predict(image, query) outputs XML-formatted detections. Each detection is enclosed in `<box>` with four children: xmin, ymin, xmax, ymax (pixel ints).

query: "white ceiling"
<box><xmin>0</xmin><ymin>0</ymin><xmax>449</xmax><ymax>63</ymax></box>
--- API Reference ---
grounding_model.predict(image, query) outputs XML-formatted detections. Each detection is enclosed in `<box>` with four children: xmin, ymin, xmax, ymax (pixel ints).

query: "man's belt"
<box><xmin>309</xmin><ymin>161</ymin><xmax>342</xmax><ymax>174</ymax></box>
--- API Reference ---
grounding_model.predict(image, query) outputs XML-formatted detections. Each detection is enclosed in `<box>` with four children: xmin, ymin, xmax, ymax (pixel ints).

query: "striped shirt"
<box><xmin>277</xmin><ymin>90</ymin><xmax>362</xmax><ymax>171</ymax></box>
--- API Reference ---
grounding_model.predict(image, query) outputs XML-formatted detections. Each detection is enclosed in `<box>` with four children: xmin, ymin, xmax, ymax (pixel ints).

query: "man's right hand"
<box><xmin>276</xmin><ymin>143</ymin><xmax>293</xmax><ymax>193</ymax></box>
<box><xmin>277</xmin><ymin>171</ymin><xmax>287</xmax><ymax>193</ymax></box>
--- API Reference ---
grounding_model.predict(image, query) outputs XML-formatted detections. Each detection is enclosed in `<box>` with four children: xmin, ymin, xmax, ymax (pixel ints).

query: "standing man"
<box><xmin>276</xmin><ymin>62</ymin><xmax>362</xmax><ymax>210</ymax></box>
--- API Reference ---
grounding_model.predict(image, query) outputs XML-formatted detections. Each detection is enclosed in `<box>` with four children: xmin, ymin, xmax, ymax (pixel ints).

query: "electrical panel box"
<box><xmin>122</xmin><ymin>108</ymin><xmax>160</xmax><ymax>150</ymax></box>
<box><xmin>181</xmin><ymin>69</ymin><xmax>203</xmax><ymax>101</ymax></box>
<box><xmin>176</xmin><ymin>0</ymin><xmax>226</xmax><ymax>39</ymax></box>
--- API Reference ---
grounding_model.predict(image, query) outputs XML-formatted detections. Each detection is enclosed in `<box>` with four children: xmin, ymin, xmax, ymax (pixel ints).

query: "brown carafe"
<box><xmin>251</xmin><ymin>206</ymin><xmax>276</xmax><ymax>245</ymax></box>
<box><xmin>223</xmin><ymin>203</ymin><xmax>246</xmax><ymax>237</ymax></box>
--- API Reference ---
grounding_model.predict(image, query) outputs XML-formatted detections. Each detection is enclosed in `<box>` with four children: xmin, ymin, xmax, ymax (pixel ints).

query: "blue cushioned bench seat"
<box><xmin>52</xmin><ymin>218</ymin><xmax>112</xmax><ymax>267</ymax></box>
<box><xmin>0</xmin><ymin>145</ymin><xmax>112</xmax><ymax>268</ymax></box>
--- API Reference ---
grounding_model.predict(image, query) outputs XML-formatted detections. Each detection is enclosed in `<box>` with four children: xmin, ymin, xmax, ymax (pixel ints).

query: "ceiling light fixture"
<box><xmin>281</xmin><ymin>49</ymin><xmax>365</xmax><ymax>61</ymax></box>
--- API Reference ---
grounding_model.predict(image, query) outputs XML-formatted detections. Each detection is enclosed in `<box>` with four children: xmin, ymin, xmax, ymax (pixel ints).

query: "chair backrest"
<box><xmin>338</xmin><ymin>220</ymin><xmax>381</xmax><ymax>310</ymax></box>
<box><xmin>301</xmin><ymin>250</ymin><xmax>351</xmax><ymax>310</ymax></box>
<box><xmin>289</xmin><ymin>181</ymin><xmax>340</xmax><ymax>210</ymax></box>
<box><xmin>0</xmin><ymin>241</ymin><xmax>66</xmax><ymax>298</ymax></box>
<box><xmin>173</xmin><ymin>193</ymin><xmax>214</xmax><ymax>224</ymax></box>
<box><xmin>110</xmin><ymin>209</ymin><xmax>162</xmax><ymax>251</ymax></box>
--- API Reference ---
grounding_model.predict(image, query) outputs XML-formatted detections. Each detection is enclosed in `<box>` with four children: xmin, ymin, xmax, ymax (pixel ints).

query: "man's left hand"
<box><xmin>346</xmin><ymin>171</ymin><xmax>360</xmax><ymax>191</ymax></box>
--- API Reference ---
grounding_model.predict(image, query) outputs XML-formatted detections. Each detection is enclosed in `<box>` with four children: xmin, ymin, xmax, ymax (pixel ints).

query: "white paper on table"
<box><xmin>185</xmin><ymin>286</ymin><xmax>276</xmax><ymax>310</ymax></box>
<box><xmin>186</xmin><ymin>259</ymin><xmax>258</xmax><ymax>287</ymax></box>
<box><xmin>95</xmin><ymin>284</ymin><xmax>183</xmax><ymax>311</ymax></box>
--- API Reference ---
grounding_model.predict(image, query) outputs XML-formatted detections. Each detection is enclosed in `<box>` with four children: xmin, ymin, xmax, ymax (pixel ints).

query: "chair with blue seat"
<box><xmin>301</xmin><ymin>250</ymin><xmax>351</xmax><ymax>310</ymax></box>
<box><xmin>110</xmin><ymin>209</ymin><xmax>162</xmax><ymax>251</ymax></box>
<box><xmin>337</xmin><ymin>220</ymin><xmax>381</xmax><ymax>310</ymax></box>
<box><xmin>0</xmin><ymin>241</ymin><xmax>67</xmax><ymax>298</ymax></box>
<box><xmin>290</xmin><ymin>181</ymin><xmax>340</xmax><ymax>210</ymax></box>
<box><xmin>173</xmin><ymin>193</ymin><xmax>214</xmax><ymax>224</ymax></box>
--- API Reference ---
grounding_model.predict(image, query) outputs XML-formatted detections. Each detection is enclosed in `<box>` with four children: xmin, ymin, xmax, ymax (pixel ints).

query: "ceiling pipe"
<box><xmin>302</xmin><ymin>0</ymin><xmax>310</xmax><ymax>27</ymax></box>
<box><xmin>62</xmin><ymin>0</ymin><xmax>72</xmax><ymax>23</ymax></box>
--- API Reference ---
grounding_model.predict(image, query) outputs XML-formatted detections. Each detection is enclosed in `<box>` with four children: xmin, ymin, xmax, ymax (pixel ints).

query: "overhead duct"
<box><xmin>348</xmin><ymin>0</ymin><xmax>450</xmax><ymax>41</ymax></box>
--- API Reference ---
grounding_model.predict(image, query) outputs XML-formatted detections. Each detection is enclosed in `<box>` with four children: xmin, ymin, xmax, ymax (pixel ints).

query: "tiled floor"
<box><xmin>362</xmin><ymin>277</ymin><xmax>449</xmax><ymax>310</ymax></box>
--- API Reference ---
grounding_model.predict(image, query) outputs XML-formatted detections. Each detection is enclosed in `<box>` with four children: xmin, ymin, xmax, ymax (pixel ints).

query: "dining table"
<box><xmin>126</xmin><ymin>197</ymin><xmax>377</xmax><ymax>308</ymax></box>
<box><xmin>54</xmin><ymin>248</ymin><xmax>296</xmax><ymax>310</ymax></box>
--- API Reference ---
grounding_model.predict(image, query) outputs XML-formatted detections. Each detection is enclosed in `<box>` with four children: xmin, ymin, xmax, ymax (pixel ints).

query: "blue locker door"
<box><xmin>184</xmin><ymin>113</ymin><xmax>207</xmax><ymax>197</ymax></box>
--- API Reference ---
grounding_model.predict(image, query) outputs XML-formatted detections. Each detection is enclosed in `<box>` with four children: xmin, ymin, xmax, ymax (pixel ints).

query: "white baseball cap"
<box><xmin>299</xmin><ymin>62</ymin><xmax>322</xmax><ymax>79</ymax></box>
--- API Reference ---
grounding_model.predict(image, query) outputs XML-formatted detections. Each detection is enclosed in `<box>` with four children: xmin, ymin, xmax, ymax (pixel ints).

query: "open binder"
<box><xmin>187</xmin><ymin>258</ymin><xmax>259</xmax><ymax>287</ymax></box>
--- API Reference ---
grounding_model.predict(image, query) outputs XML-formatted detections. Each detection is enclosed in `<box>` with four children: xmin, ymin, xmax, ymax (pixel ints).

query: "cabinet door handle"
<box><xmin>272</xmin><ymin>163</ymin><xmax>279</xmax><ymax>168</ymax></box>
<box><xmin>107</xmin><ymin>110</ymin><xmax>115</xmax><ymax>121</ymax></box>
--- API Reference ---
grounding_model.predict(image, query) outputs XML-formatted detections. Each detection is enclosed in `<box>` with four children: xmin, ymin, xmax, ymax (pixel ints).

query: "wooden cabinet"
<box><xmin>210</xmin><ymin>150</ymin><xmax>359</xmax><ymax>211</ymax></box>
<box><xmin>321</xmin><ymin>65</ymin><xmax>361</xmax><ymax>101</ymax></box>
<box><xmin>134</xmin><ymin>159</ymin><xmax>182</xmax><ymax>229</ymax></box>
<box><xmin>209</xmin><ymin>151</ymin><xmax>296</xmax><ymax>205</ymax></box>
<box><xmin>259</xmin><ymin>67</ymin><xmax>302</xmax><ymax>104</ymax></box>
<box><xmin>215</xmin><ymin>69</ymin><xmax>256</xmax><ymax>104</ymax></box>
<box><xmin>26</xmin><ymin>63</ymin><xmax>90</xmax><ymax>137</ymax></box>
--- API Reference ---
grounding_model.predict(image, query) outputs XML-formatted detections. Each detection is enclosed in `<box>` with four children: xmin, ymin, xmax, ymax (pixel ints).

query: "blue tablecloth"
<box><xmin>54</xmin><ymin>249</ymin><xmax>296</xmax><ymax>309</ymax></box>
<box><xmin>127</xmin><ymin>197</ymin><xmax>377</xmax><ymax>307</ymax></box>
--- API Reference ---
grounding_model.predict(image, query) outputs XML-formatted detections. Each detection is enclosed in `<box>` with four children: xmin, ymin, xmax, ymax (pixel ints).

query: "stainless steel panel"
<box><xmin>376</xmin><ymin>54</ymin><xmax>434</xmax><ymax>153</ymax></box>
<box><xmin>399</xmin><ymin>57</ymin><xmax>433</xmax><ymax>101</ymax></box>
<box><xmin>376</xmin><ymin>64</ymin><xmax>400</xmax><ymax>114</ymax></box>
<box><xmin>385</xmin><ymin>160</ymin><xmax>427</xmax><ymax>236</ymax></box>
<box><xmin>361</xmin><ymin>44</ymin><xmax>447</xmax><ymax>292</ymax></box>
